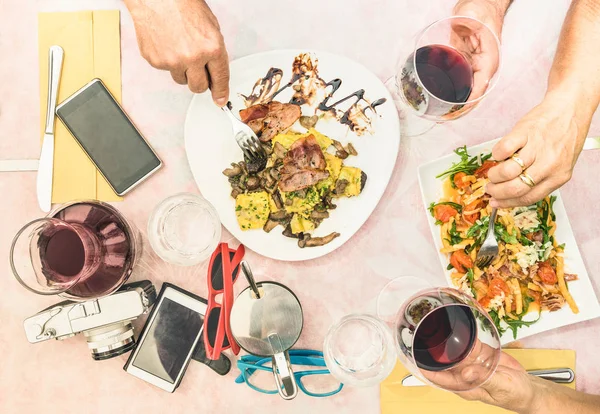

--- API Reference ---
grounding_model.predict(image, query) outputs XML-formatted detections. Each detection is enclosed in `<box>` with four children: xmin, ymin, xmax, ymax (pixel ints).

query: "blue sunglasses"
<box><xmin>235</xmin><ymin>350</ymin><xmax>343</xmax><ymax>397</ymax></box>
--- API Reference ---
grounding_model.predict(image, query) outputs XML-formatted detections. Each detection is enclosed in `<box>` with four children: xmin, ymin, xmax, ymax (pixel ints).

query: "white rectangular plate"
<box><xmin>418</xmin><ymin>139</ymin><xmax>600</xmax><ymax>344</ymax></box>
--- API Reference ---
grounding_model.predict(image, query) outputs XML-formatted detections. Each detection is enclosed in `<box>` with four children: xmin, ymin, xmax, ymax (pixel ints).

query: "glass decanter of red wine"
<box><xmin>392</xmin><ymin>287</ymin><xmax>501</xmax><ymax>391</ymax></box>
<box><xmin>388</xmin><ymin>16</ymin><xmax>501</xmax><ymax>136</ymax></box>
<box><xmin>11</xmin><ymin>201</ymin><xmax>140</xmax><ymax>300</ymax></box>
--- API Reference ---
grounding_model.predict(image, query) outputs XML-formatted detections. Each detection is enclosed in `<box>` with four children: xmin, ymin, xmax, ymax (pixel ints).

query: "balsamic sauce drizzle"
<box><xmin>243</xmin><ymin>56</ymin><xmax>387</xmax><ymax>134</ymax></box>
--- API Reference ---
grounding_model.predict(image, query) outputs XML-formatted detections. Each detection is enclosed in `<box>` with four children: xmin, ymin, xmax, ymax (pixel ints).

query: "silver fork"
<box><xmin>475</xmin><ymin>207</ymin><xmax>499</xmax><ymax>269</ymax></box>
<box><xmin>221</xmin><ymin>102</ymin><xmax>266</xmax><ymax>162</ymax></box>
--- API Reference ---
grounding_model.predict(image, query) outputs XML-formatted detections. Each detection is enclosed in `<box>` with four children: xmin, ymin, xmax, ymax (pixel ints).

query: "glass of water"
<box><xmin>147</xmin><ymin>193</ymin><xmax>221</xmax><ymax>266</ymax></box>
<box><xmin>323</xmin><ymin>314</ymin><xmax>396</xmax><ymax>387</ymax></box>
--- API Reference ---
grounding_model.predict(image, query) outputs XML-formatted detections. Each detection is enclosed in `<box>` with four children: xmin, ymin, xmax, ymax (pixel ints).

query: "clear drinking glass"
<box><xmin>323</xmin><ymin>314</ymin><xmax>397</xmax><ymax>387</ymax></box>
<box><xmin>394</xmin><ymin>287</ymin><xmax>501</xmax><ymax>391</ymax></box>
<box><xmin>10</xmin><ymin>217</ymin><xmax>101</xmax><ymax>295</ymax></box>
<box><xmin>389</xmin><ymin>16</ymin><xmax>501</xmax><ymax>136</ymax></box>
<box><xmin>148</xmin><ymin>193</ymin><xmax>221</xmax><ymax>266</ymax></box>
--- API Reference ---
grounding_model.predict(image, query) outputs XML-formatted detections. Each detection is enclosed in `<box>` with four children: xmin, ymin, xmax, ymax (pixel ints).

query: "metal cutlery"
<box><xmin>221</xmin><ymin>102</ymin><xmax>267</xmax><ymax>164</ymax></box>
<box><xmin>474</xmin><ymin>207</ymin><xmax>499</xmax><ymax>268</ymax></box>
<box><xmin>401</xmin><ymin>367</ymin><xmax>574</xmax><ymax>387</ymax></box>
<box><xmin>37</xmin><ymin>45</ymin><xmax>64</xmax><ymax>212</ymax></box>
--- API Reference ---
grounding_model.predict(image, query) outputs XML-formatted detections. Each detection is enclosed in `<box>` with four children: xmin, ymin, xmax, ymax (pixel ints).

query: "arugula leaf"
<box><xmin>436</xmin><ymin>146</ymin><xmax>492</xmax><ymax>179</ymax></box>
<box><xmin>519</xmin><ymin>235</ymin><xmax>533</xmax><ymax>246</ymax></box>
<box><xmin>466</xmin><ymin>268</ymin><xmax>476</xmax><ymax>297</ymax></box>
<box><xmin>496</xmin><ymin>224</ymin><xmax>518</xmax><ymax>244</ymax></box>
<box><xmin>448</xmin><ymin>221</ymin><xmax>463</xmax><ymax>245</ymax></box>
<box><xmin>447</xmin><ymin>263</ymin><xmax>454</xmax><ymax>270</ymax></box>
<box><xmin>428</xmin><ymin>201</ymin><xmax>463</xmax><ymax>215</ymax></box>
<box><xmin>505</xmin><ymin>316</ymin><xmax>541</xmax><ymax>340</ymax></box>
<box><xmin>487</xmin><ymin>310</ymin><xmax>507</xmax><ymax>336</ymax></box>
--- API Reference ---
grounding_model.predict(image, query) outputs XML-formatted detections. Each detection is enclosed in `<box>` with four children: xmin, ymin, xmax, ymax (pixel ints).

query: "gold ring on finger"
<box><xmin>519</xmin><ymin>171</ymin><xmax>536</xmax><ymax>188</ymax></box>
<box><xmin>510</xmin><ymin>153</ymin><xmax>526</xmax><ymax>171</ymax></box>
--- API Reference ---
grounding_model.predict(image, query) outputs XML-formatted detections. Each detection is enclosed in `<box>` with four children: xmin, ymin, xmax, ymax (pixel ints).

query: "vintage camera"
<box><xmin>23</xmin><ymin>280</ymin><xmax>156</xmax><ymax>360</ymax></box>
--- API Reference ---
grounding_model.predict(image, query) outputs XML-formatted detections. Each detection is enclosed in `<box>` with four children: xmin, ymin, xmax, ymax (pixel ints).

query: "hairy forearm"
<box><xmin>546</xmin><ymin>0</ymin><xmax>600</xmax><ymax>126</ymax></box>
<box><xmin>526</xmin><ymin>377</ymin><xmax>600</xmax><ymax>414</ymax></box>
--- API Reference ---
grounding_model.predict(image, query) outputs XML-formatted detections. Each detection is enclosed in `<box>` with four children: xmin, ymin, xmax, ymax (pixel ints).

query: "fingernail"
<box><xmin>489</xmin><ymin>199</ymin><xmax>499</xmax><ymax>208</ymax></box>
<box><xmin>215</xmin><ymin>97</ymin><xmax>228</xmax><ymax>107</ymax></box>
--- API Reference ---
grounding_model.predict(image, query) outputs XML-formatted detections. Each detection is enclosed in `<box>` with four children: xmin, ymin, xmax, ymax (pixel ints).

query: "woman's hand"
<box><xmin>486</xmin><ymin>90</ymin><xmax>589</xmax><ymax>208</ymax></box>
<box><xmin>125</xmin><ymin>0</ymin><xmax>230</xmax><ymax>105</ymax></box>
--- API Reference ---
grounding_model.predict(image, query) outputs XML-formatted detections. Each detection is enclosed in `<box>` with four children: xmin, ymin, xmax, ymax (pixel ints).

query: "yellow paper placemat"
<box><xmin>381</xmin><ymin>349</ymin><xmax>575</xmax><ymax>414</ymax></box>
<box><xmin>38</xmin><ymin>10</ymin><xmax>122</xmax><ymax>202</ymax></box>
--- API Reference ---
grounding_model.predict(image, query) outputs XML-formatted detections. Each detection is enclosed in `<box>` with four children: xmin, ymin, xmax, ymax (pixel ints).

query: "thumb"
<box><xmin>207</xmin><ymin>52</ymin><xmax>230</xmax><ymax>107</ymax></box>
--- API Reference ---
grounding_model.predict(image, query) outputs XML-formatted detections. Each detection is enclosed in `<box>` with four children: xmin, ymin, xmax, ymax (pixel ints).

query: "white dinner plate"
<box><xmin>418</xmin><ymin>139</ymin><xmax>600</xmax><ymax>344</ymax></box>
<box><xmin>184</xmin><ymin>50</ymin><xmax>400</xmax><ymax>261</ymax></box>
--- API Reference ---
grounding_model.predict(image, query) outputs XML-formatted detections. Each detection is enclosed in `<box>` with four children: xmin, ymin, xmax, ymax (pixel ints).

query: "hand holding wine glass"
<box><xmin>450</xmin><ymin>0</ymin><xmax>509</xmax><ymax>101</ymax></box>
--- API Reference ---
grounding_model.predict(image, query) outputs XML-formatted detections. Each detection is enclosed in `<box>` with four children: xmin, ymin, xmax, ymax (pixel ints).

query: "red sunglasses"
<box><xmin>203</xmin><ymin>243</ymin><xmax>245</xmax><ymax>360</ymax></box>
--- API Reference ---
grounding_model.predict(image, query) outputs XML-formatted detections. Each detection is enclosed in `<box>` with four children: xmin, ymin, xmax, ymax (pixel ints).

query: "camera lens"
<box><xmin>84</xmin><ymin>322</ymin><xmax>136</xmax><ymax>360</ymax></box>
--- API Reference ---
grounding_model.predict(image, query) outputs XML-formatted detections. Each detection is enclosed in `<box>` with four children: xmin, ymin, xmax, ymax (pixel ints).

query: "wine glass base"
<box><xmin>376</xmin><ymin>276</ymin><xmax>433</xmax><ymax>324</ymax></box>
<box><xmin>384</xmin><ymin>77</ymin><xmax>436</xmax><ymax>137</ymax></box>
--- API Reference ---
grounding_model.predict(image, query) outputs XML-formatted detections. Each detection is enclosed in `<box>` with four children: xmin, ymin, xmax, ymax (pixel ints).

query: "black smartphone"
<box><xmin>56</xmin><ymin>78</ymin><xmax>162</xmax><ymax>196</ymax></box>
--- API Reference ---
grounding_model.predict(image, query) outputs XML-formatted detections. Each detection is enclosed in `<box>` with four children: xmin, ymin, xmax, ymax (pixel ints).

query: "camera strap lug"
<box><xmin>69</xmin><ymin>300</ymin><xmax>101</xmax><ymax>321</ymax></box>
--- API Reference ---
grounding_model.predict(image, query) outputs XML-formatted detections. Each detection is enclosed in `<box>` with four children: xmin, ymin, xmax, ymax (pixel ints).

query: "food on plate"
<box><xmin>239</xmin><ymin>101</ymin><xmax>301</xmax><ymax>142</ymax></box>
<box><xmin>429</xmin><ymin>146</ymin><xmax>579</xmax><ymax>338</ymax></box>
<box><xmin>223</xmin><ymin>128</ymin><xmax>366</xmax><ymax>248</ymax></box>
<box><xmin>241</xmin><ymin>52</ymin><xmax>387</xmax><ymax>136</ymax></box>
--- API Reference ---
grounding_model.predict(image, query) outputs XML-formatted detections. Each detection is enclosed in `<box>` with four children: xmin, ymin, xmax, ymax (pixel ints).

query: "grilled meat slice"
<box><xmin>239</xmin><ymin>101</ymin><xmax>301</xmax><ymax>142</ymax></box>
<box><xmin>281</xmin><ymin>135</ymin><xmax>326</xmax><ymax>175</ymax></box>
<box><xmin>279</xmin><ymin>169</ymin><xmax>330</xmax><ymax>192</ymax></box>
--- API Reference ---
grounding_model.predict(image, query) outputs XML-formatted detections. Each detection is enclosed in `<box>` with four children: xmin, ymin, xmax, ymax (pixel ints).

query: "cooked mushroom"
<box><xmin>299</xmin><ymin>115</ymin><xmax>318</xmax><ymax>129</ymax></box>
<box><xmin>263</xmin><ymin>219</ymin><xmax>279</xmax><ymax>233</ymax></box>
<box><xmin>335</xmin><ymin>149</ymin><xmax>349</xmax><ymax>159</ymax></box>
<box><xmin>273</xmin><ymin>142</ymin><xmax>287</xmax><ymax>159</ymax></box>
<box><xmin>269</xmin><ymin>168</ymin><xmax>280</xmax><ymax>181</ymax></box>
<box><xmin>285</xmin><ymin>197</ymin><xmax>293</xmax><ymax>206</ymax></box>
<box><xmin>310</xmin><ymin>210</ymin><xmax>329</xmax><ymax>220</ymax></box>
<box><xmin>296</xmin><ymin>189</ymin><xmax>307</xmax><ymax>199</ymax></box>
<box><xmin>239</xmin><ymin>161</ymin><xmax>248</xmax><ymax>175</ymax></box>
<box><xmin>269</xmin><ymin>210</ymin><xmax>290</xmax><ymax>221</ymax></box>
<box><xmin>245</xmin><ymin>155</ymin><xmax>267</xmax><ymax>174</ymax></box>
<box><xmin>238</xmin><ymin>174</ymin><xmax>248</xmax><ymax>190</ymax></box>
<box><xmin>298</xmin><ymin>232</ymin><xmax>340</xmax><ymax>248</ymax></box>
<box><xmin>222</xmin><ymin>163</ymin><xmax>242</xmax><ymax>177</ymax></box>
<box><xmin>231</xmin><ymin>187</ymin><xmax>243</xmax><ymax>199</ymax></box>
<box><xmin>261</xmin><ymin>142</ymin><xmax>274</xmax><ymax>155</ymax></box>
<box><xmin>298</xmin><ymin>234</ymin><xmax>309</xmax><ymax>248</ymax></box>
<box><xmin>324</xmin><ymin>196</ymin><xmax>337</xmax><ymax>209</ymax></box>
<box><xmin>332</xmin><ymin>139</ymin><xmax>345</xmax><ymax>152</ymax></box>
<box><xmin>334</xmin><ymin>179</ymin><xmax>349</xmax><ymax>196</ymax></box>
<box><xmin>282</xmin><ymin>225</ymin><xmax>301</xmax><ymax>239</ymax></box>
<box><xmin>360</xmin><ymin>171</ymin><xmax>368</xmax><ymax>192</ymax></box>
<box><xmin>246</xmin><ymin>176</ymin><xmax>261</xmax><ymax>191</ymax></box>
<box><xmin>271</xmin><ymin>192</ymin><xmax>284</xmax><ymax>210</ymax></box>
<box><xmin>346</xmin><ymin>142</ymin><xmax>358</xmax><ymax>156</ymax></box>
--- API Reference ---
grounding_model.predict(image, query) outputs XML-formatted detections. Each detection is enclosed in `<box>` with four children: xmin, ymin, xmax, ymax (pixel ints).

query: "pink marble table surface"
<box><xmin>2</xmin><ymin>0</ymin><xmax>600</xmax><ymax>413</ymax></box>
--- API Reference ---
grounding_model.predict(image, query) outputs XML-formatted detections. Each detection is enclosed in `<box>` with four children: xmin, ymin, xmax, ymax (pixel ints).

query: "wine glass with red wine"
<box><xmin>394</xmin><ymin>287</ymin><xmax>501</xmax><ymax>391</ymax></box>
<box><xmin>389</xmin><ymin>16</ymin><xmax>501</xmax><ymax>136</ymax></box>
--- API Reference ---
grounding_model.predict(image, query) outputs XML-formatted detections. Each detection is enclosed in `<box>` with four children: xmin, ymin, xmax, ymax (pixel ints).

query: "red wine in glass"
<box><xmin>413</xmin><ymin>304</ymin><xmax>477</xmax><ymax>371</ymax></box>
<box><xmin>41</xmin><ymin>227</ymin><xmax>86</xmax><ymax>282</ymax></box>
<box><xmin>51</xmin><ymin>202</ymin><xmax>135</xmax><ymax>299</ymax></box>
<box><xmin>415</xmin><ymin>44</ymin><xmax>473</xmax><ymax>103</ymax></box>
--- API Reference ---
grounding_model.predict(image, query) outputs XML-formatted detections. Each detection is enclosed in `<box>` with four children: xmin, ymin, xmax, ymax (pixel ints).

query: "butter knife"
<box><xmin>37</xmin><ymin>45</ymin><xmax>64</xmax><ymax>212</ymax></box>
<box><xmin>584</xmin><ymin>136</ymin><xmax>600</xmax><ymax>150</ymax></box>
<box><xmin>401</xmin><ymin>367</ymin><xmax>574</xmax><ymax>387</ymax></box>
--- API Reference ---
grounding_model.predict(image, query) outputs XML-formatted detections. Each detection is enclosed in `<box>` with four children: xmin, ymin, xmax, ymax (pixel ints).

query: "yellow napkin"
<box><xmin>38</xmin><ymin>10</ymin><xmax>122</xmax><ymax>202</ymax></box>
<box><xmin>381</xmin><ymin>349</ymin><xmax>575</xmax><ymax>414</ymax></box>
